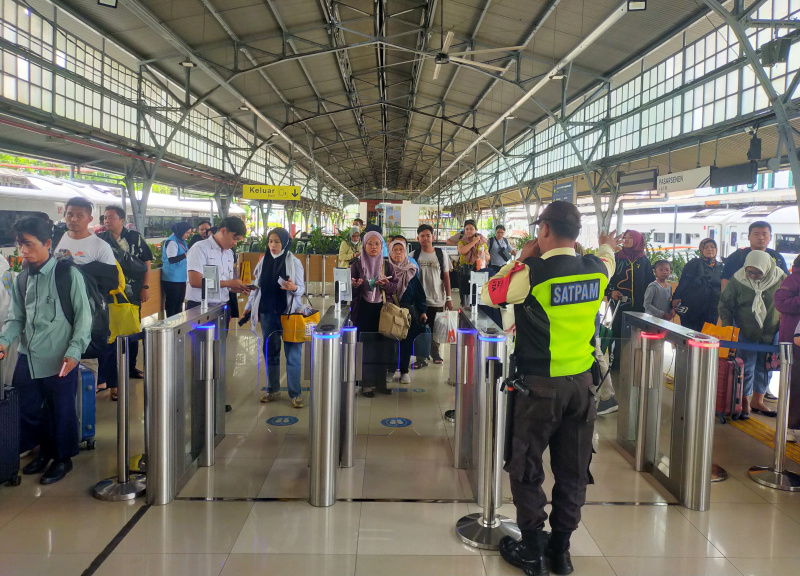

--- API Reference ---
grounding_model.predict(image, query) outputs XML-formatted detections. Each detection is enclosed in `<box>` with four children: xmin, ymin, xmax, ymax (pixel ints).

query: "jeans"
<box><xmin>260</xmin><ymin>312</ymin><xmax>303</xmax><ymax>398</ymax></box>
<box><xmin>737</xmin><ymin>332</ymin><xmax>777</xmax><ymax>397</ymax></box>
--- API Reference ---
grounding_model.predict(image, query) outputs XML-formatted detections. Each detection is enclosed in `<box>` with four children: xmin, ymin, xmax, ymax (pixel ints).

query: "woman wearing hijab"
<box><xmin>351</xmin><ymin>230</ymin><xmax>398</xmax><ymax>397</ymax></box>
<box><xmin>161</xmin><ymin>221</ymin><xmax>192</xmax><ymax>317</ymax></box>
<box><xmin>606</xmin><ymin>230</ymin><xmax>655</xmax><ymax>366</ymax></box>
<box><xmin>456</xmin><ymin>219</ymin><xmax>488</xmax><ymax>307</ymax></box>
<box><xmin>245</xmin><ymin>228</ymin><xmax>306</xmax><ymax>408</ymax></box>
<box><xmin>719</xmin><ymin>250</ymin><xmax>786</xmax><ymax>419</ymax></box>
<box><xmin>387</xmin><ymin>239</ymin><xmax>428</xmax><ymax>383</ymax></box>
<box><xmin>672</xmin><ymin>238</ymin><xmax>723</xmax><ymax>331</ymax></box>
<box><xmin>338</xmin><ymin>227</ymin><xmax>362</xmax><ymax>268</ymax></box>
<box><xmin>775</xmin><ymin>255</ymin><xmax>800</xmax><ymax>440</ymax></box>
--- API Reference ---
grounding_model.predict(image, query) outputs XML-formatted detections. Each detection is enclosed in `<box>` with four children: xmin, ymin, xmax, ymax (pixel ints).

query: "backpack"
<box><xmin>412</xmin><ymin>247</ymin><xmax>446</xmax><ymax>282</ymax></box>
<box><xmin>17</xmin><ymin>260</ymin><xmax>111</xmax><ymax>359</ymax></box>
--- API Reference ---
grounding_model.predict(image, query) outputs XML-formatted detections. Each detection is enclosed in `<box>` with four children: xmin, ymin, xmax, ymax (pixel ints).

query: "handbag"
<box><xmin>378</xmin><ymin>290</ymin><xmax>411</xmax><ymax>340</ymax></box>
<box><xmin>280</xmin><ymin>296</ymin><xmax>320</xmax><ymax>343</ymax></box>
<box><xmin>108</xmin><ymin>290</ymin><xmax>141</xmax><ymax>342</ymax></box>
<box><xmin>701</xmin><ymin>322</ymin><xmax>739</xmax><ymax>360</ymax></box>
<box><xmin>766</xmin><ymin>351</ymin><xmax>781</xmax><ymax>372</ymax></box>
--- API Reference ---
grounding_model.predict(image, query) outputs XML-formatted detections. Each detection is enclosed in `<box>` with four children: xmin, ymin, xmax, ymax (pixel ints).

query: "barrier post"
<box><xmin>749</xmin><ymin>343</ymin><xmax>800</xmax><ymax>491</ymax></box>
<box><xmin>453</xmin><ymin>327</ymin><xmax>476</xmax><ymax>468</ymax></box>
<box><xmin>456</xmin><ymin>331</ymin><xmax>520</xmax><ymax>549</ymax></box>
<box><xmin>198</xmin><ymin>325</ymin><xmax>217</xmax><ymax>468</ymax></box>
<box><xmin>340</xmin><ymin>326</ymin><xmax>358</xmax><ymax>468</ymax></box>
<box><xmin>634</xmin><ymin>332</ymin><xmax>663</xmax><ymax>472</ymax></box>
<box><xmin>93</xmin><ymin>334</ymin><xmax>146</xmax><ymax>501</ymax></box>
<box><xmin>309</xmin><ymin>306</ymin><xmax>348</xmax><ymax>506</ymax></box>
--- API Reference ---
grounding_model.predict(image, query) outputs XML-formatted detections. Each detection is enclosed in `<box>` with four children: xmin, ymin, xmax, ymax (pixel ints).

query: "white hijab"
<box><xmin>732</xmin><ymin>250</ymin><xmax>785</xmax><ymax>329</ymax></box>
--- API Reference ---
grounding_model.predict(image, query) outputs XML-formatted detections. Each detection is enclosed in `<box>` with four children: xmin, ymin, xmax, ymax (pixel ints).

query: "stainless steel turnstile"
<box><xmin>452</xmin><ymin>309</ymin><xmax>520</xmax><ymax>549</ymax></box>
<box><xmin>617</xmin><ymin>312</ymin><xmax>718</xmax><ymax>511</ymax></box>
<box><xmin>308</xmin><ymin>305</ymin><xmax>351</xmax><ymax>507</ymax></box>
<box><xmin>144</xmin><ymin>305</ymin><xmax>228</xmax><ymax>505</ymax></box>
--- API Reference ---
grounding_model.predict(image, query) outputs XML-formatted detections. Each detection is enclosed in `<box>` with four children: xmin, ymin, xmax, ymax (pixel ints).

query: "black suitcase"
<box><xmin>0</xmin><ymin>359</ymin><xmax>21</xmax><ymax>486</ymax></box>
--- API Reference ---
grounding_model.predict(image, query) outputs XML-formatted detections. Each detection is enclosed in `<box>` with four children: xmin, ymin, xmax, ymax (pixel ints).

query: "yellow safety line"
<box><xmin>728</xmin><ymin>417</ymin><xmax>800</xmax><ymax>466</ymax></box>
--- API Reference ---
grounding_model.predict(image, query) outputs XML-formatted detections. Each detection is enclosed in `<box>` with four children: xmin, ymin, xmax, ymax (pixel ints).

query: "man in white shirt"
<box><xmin>412</xmin><ymin>224</ymin><xmax>453</xmax><ymax>366</ymax></box>
<box><xmin>186</xmin><ymin>216</ymin><xmax>250</xmax><ymax>309</ymax></box>
<box><xmin>54</xmin><ymin>197</ymin><xmax>118</xmax><ymax>397</ymax></box>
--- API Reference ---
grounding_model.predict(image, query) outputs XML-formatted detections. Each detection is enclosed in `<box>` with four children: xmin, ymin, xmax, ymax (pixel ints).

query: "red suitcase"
<box><xmin>716</xmin><ymin>357</ymin><xmax>744</xmax><ymax>424</ymax></box>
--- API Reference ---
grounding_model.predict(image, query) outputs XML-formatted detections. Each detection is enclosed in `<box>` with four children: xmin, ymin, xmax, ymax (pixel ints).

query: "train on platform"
<box><xmin>0</xmin><ymin>171</ymin><xmax>245</xmax><ymax>254</ymax></box>
<box><xmin>571</xmin><ymin>188</ymin><xmax>800</xmax><ymax>265</ymax></box>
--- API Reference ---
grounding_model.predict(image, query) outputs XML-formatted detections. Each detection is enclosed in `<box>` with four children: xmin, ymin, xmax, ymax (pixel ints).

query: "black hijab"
<box><xmin>259</xmin><ymin>227</ymin><xmax>292</xmax><ymax>315</ymax></box>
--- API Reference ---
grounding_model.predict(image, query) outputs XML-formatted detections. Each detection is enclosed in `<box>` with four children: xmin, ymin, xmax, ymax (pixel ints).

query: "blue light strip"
<box><xmin>479</xmin><ymin>335</ymin><xmax>505</xmax><ymax>342</ymax></box>
<box><xmin>313</xmin><ymin>333</ymin><xmax>339</xmax><ymax>339</ymax></box>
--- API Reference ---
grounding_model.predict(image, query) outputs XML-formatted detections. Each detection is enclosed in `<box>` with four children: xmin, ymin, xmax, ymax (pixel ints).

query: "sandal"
<box><xmin>411</xmin><ymin>359</ymin><xmax>428</xmax><ymax>369</ymax></box>
<box><xmin>110</xmin><ymin>391</ymin><xmax>118</xmax><ymax>402</ymax></box>
<box><xmin>432</xmin><ymin>356</ymin><xmax>444</xmax><ymax>365</ymax></box>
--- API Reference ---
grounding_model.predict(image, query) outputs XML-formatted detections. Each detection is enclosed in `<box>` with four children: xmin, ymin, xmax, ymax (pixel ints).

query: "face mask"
<box><xmin>270</xmin><ymin>248</ymin><xmax>284</xmax><ymax>259</ymax></box>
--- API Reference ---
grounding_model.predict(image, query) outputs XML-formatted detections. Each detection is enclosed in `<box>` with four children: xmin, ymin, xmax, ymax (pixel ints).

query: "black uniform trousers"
<box><xmin>505</xmin><ymin>371</ymin><xmax>596</xmax><ymax>534</ymax></box>
<box><xmin>15</xmin><ymin>354</ymin><xmax>80</xmax><ymax>461</ymax></box>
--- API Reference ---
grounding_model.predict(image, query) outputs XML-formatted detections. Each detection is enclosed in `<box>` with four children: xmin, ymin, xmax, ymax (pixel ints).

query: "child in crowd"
<box><xmin>644</xmin><ymin>259</ymin><xmax>674</xmax><ymax>320</ymax></box>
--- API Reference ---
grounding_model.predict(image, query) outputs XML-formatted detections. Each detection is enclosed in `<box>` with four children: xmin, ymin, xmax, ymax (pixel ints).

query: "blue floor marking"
<box><xmin>266</xmin><ymin>416</ymin><xmax>299</xmax><ymax>426</ymax></box>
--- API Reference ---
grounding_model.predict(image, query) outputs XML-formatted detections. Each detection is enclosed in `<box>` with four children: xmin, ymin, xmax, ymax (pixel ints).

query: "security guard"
<box><xmin>482</xmin><ymin>201</ymin><xmax>620</xmax><ymax>576</ymax></box>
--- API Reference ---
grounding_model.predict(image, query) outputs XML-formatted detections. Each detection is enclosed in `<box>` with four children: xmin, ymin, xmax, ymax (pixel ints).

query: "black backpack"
<box><xmin>17</xmin><ymin>260</ymin><xmax>111</xmax><ymax>359</ymax></box>
<box><xmin>412</xmin><ymin>247</ymin><xmax>446</xmax><ymax>282</ymax></box>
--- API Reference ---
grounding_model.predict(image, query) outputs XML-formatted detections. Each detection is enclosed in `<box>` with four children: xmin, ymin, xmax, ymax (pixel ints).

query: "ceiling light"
<box><xmin>97</xmin><ymin>0</ymin><xmax>118</xmax><ymax>7</ymax></box>
<box><xmin>239</xmin><ymin>103</ymin><xmax>249</xmax><ymax>111</ymax></box>
<box><xmin>627</xmin><ymin>1</ymin><xmax>647</xmax><ymax>11</ymax></box>
<box><xmin>549</xmin><ymin>72</ymin><xmax>565</xmax><ymax>80</ymax></box>
<box><xmin>179</xmin><ymin>59</ymin><xmax>196</xmax><ymax>68</ymax></box>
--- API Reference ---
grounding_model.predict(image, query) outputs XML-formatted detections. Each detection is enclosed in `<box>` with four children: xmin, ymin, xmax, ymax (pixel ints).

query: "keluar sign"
<box><xmin>243</xmin><ymin>185</ymin><xmax>301</xmax><ymax>201</ymax></box>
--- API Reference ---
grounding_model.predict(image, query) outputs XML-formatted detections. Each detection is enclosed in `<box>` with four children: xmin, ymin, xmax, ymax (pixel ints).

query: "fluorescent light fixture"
<box><xmin>627</xmin><ymin>1</ymin><xmax>647</xmax><ymax>10</ymax></box>
<box><xmin>98</xmin><ymin>0</ymin><xmax>119</xmax><ymax>7</ymax></box>
<box><xmin>179</xmin><ymin>59</ymin><xmax>196</xmax><ymax>68</ymax></box>
<box><xmin>238</xmin><ymin>103</ymin><xmax>249</xmax><ymax>111</ymax></box>
<box><xmin>549</xmin><ymin>72</ymin><xmax>566</xmax><ymax>80</ymax></box>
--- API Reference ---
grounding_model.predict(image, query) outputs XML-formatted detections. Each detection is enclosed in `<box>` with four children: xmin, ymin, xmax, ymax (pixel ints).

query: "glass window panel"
<box><xmin>726</xmin><ymin>94</ymin><xmax>737</xmax><ymax>119</ymax></box>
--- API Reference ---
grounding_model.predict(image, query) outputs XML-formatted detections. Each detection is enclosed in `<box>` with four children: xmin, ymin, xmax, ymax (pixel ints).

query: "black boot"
<box><xmin>545</xmin><ymin>530</ymin><xmax>574</xmax><ymax>575</ymax></box>
<box><xmin>499</xmin><ymin>531</ymin><xmax>549</xmax><ymax>576</ymax></box>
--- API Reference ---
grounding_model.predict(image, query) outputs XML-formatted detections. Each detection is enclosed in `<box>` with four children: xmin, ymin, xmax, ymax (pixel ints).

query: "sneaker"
<box><xmin>765</xmin><ymin>391</ymin><xmax>778</xmax><ymax>401</ymax></box>
<box><xmin>400</xmin><ymin>373</ymin><xmax>411</xmax><ymax>384</ymax></box>
<box><xmin>292</xmin><ymin>396</ymin><xmax>304</xmax><ymax>409</ymax></box>
<box><xmin>597</xmin><ymin>397</ymin><xmax>619</xmax><ymax>415</ymax></box>
<box><xmin>788</xmin><ymin>430</ymin><xmax>799</xmax><ymax>443</ymax></box>
<box><xmin>260</xmin><ymin>391</ymin><xmax>282</xmax><ymax>403</ymax></box>
<box><xmin>387</xmin><ymin>370</ymin><xmax>401</xmax><ymax>383</ymax></box>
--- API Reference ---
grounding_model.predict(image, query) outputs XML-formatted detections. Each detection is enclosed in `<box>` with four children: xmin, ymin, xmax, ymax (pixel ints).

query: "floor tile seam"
<box><xmin>0</xmin><ymin>497</ymin><xmax>38</xmax><ymax>528</ymax></box>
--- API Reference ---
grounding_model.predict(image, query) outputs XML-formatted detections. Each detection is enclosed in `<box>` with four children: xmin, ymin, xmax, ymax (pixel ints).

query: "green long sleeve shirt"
<box><xmin>0</xmin><ymin>258</ymin><xmax>92</xmax><ymax>378</ymax></box>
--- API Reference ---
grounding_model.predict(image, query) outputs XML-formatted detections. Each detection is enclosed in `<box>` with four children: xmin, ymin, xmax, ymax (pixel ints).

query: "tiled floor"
<box><xmin>2</xmin><ymin>309</ymin><xmax>800</xmax><ymax>576</ymax></box>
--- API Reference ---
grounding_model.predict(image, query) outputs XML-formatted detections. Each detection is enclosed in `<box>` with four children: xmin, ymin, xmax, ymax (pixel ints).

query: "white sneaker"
<box><xmin>788</xmin><ymin>430</ymin><xmax>798</xmax><ymax>443</ymax></box>
<box><xmin>400</xmin><ymin>373</ymin><xmax>411</xmax><ymax>384</ymax></box>
<box><xmin>387</xmin><ymin>370</ymin><xmax>400</xmax><ymax>382</ymax></box>
<box><xmin>260</xmin><ymin>391</ymin><xmax>282</xmax><ymax>403</ymax></box>
<box><xmin>292</xmin><ymin>396</ymin><xmax>304</xmax><ymax>409</ymax></box>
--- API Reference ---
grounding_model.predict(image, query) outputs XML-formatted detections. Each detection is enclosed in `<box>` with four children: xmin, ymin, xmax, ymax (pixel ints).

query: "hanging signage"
<box><xmin>656</xmin><ymin>167</ymin><xmax>710</xmax><ymax>194</ymax></box>
<box><xmin>617</xmin><ymin>168</ymin><xmax>658</xmax><ymax>194</ymax></box>
<box><xmin>242</xmin><ymin>184</ymin><xmax>301</xmax><ymax>201</ymax></box>
<box><xmin>552</xmin><ymin>181</ymin><xmax>575</xmax><ymax>203</ymax></box>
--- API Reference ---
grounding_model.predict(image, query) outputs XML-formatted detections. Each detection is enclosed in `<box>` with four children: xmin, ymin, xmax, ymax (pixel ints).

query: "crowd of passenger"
<box><xmin>2</xmin><ymin>201</ymin><xmax>800</xmax><ymax>486</ymax></box>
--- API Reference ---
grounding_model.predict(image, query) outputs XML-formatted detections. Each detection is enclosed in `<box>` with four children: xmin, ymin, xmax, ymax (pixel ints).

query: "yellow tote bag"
<box><xmin>108</xmin><ymin>291</ymin><xmax>141</xmax><ymax>342</ymax></box>
<box><xmin>701</xmin><ymin>322</ymin><xmax>739</xmax><ymax>359</ymax></box>
<box><xmin>280</xmin><ymin>310</ymin><xmax>320</xmax><ymax>343</ymax></box>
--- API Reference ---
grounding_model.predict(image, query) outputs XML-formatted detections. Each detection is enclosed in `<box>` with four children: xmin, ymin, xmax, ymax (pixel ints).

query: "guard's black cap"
<box><xmin>533</xmin><ymin>200</ymin><xmax>582</xmax><ymax>229</ymax></box>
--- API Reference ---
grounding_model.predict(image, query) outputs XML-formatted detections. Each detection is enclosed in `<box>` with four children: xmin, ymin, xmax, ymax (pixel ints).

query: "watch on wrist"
<box><xmin>142</xmin><ymin>285</ymin><xmax>150</xmax><ymax>289</ymax></box>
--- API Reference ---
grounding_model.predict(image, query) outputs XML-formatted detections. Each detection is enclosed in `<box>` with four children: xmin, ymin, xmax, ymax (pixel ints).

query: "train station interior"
<box><xmin>2</xmin><ymin>1</ymin><xmax>800</xmax><ymax>575</ymax></box>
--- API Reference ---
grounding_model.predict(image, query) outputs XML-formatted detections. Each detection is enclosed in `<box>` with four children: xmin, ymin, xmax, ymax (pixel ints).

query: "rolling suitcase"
<box><xmin>0</xmin><ymin>351</ymin><xmax>21</xmax><ymax>486</ymax></box>
<box><xmin>716</xmin><ymin>357</ymin><xmax>744</xmax><ymax>424</ymax></box>
<box><xmin>76</xmin><ymin>364</ymin><xmax>96</xmax><ymax>450</ymax></box>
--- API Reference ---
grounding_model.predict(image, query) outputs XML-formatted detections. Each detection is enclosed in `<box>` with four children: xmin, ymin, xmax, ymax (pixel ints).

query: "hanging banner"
<box><xmin>656</xmin><ymin>167</ymin><xmax>710</xmax><ymax>194</ymax></box>
<box><xmin>242</xmin><ymin>185</ymin><xmax>301</xmax><ymax>201</ymax></box>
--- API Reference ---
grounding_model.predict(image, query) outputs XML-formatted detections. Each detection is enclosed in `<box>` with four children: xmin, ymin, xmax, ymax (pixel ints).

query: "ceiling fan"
<box><xmin>432</xmin><ymin>31</ymin><xmax>525</xmax><ymax>80</ymax></box>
